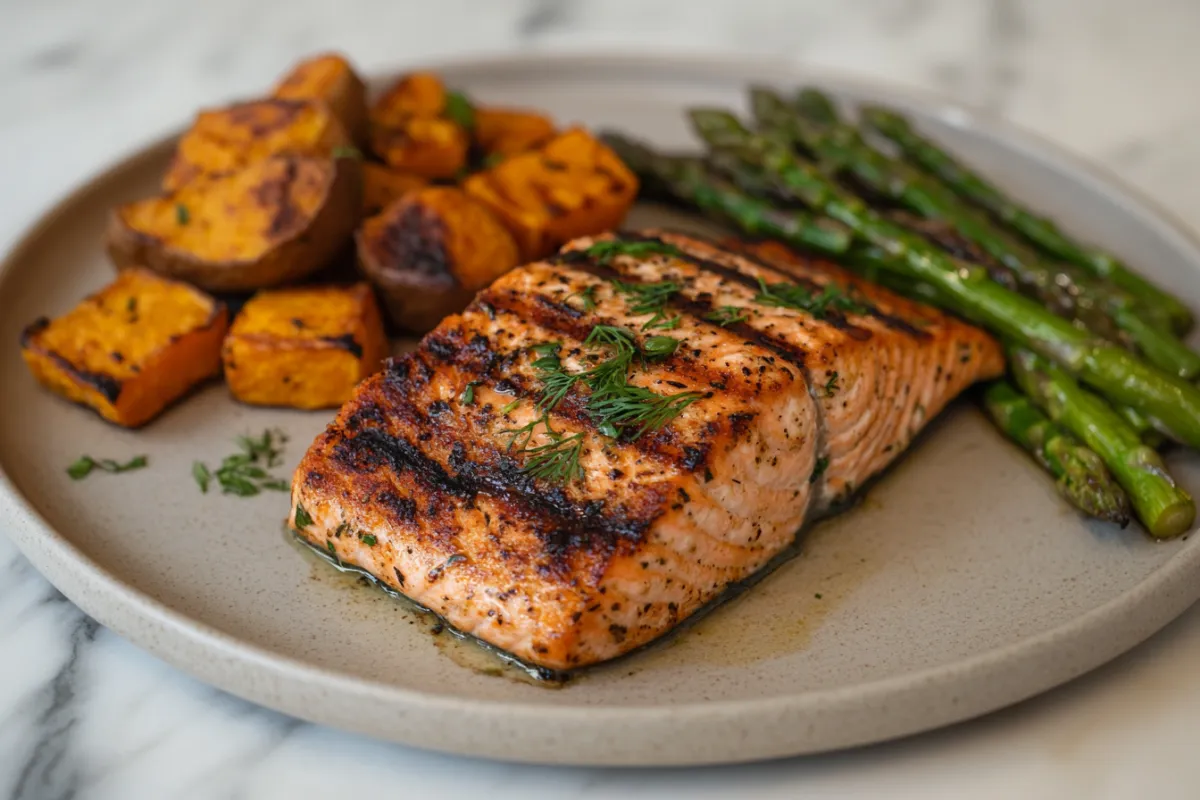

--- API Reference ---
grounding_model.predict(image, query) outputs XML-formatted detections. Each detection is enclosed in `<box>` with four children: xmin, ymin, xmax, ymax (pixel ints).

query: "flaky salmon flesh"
<box><xmin>289</xmin><ymin>231</ymin><xmax>1004</xmax><ymax>671</ymax></box>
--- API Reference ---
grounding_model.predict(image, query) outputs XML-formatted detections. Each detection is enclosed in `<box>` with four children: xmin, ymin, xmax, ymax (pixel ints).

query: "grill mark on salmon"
<box><xmin>290</xmin><ymin>230</ymin><xmax>1003</xmax><ymax>670</ymax></box>
<box><xmin>552</xmin><ymin>252</ymin><xmax>814</xmax><ymax>375</ymax></box>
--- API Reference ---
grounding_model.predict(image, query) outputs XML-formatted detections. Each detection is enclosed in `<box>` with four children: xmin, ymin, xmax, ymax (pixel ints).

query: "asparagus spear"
<box><xmin>752</xmin><ymin>87</ymin><xmax>1200</xmax><ymax>380</ymax></box>
<box><xmin>686</xmin><ymin>109</ymin><xmax>1200</xmax><ymax>448</ymax></box>
<box><xmin>602</xmin><ymin>133</ymin><xmax>1143</xmax><ymax>526</ymax></box>
<box><xmin>860</xmin><ymin>105</ymin><xmax>1194</xmax><ymax>334</ymax></box>
<box><xmin>982</xmin><ymin>381</ymin><xmax>1131</xmax><ymax>524</ymax></box>
<box><xmin>1009</xmin><ymin>348</ymin><xmax>1193</xmax><ymax>537</ymax></box>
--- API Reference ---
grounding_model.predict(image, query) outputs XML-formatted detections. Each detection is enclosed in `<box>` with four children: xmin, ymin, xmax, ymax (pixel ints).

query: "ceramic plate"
<box><xmin>3</xmin><ymin>54</ymin><xmax>1200</xmax><ymax>767</ymax></box>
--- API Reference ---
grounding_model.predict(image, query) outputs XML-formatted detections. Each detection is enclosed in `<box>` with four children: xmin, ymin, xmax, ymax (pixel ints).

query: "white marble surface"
<box><xmin>5</xmin><ymin>0</ymin><xmax>1200</xmax><ymax>797</ymax></box>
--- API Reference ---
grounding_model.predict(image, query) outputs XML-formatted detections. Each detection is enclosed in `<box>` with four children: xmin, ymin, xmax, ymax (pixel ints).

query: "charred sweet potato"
<box><xmin>367</xmin><ymin>72</ymin><xmax>469</xmax><ymax>179</ymax></box>
<box><xmin>222</xmin><ymin>283</ymin><xmax>387</xmax><ymax>409</ymax></box>
<box><xmin>20</xmin><ymin>269</ymin><xmax>227</xmax><ymax>427</ymax></box>
<box><xmin>108</xmin><ymin>155</ymin><xmax>361</xmax><ymax>293</ymax></box>
<box><xmin>463</xmin><ymin>127</ymin><xmax>639</xmax><ymax>260</ymax></box>
<box><xmin>474</xmin><ymin>107</ymin><xmax>556</xmax><ymax>159</ymax></box>
<box><xmin>163</xmin><ymin>98</ymin><xmax>353</xmax><ymax>190</ymax></box>
<box><xmin>370</xmin><ymin>117</ymin><xmax>468</xmax><ymax>179</ymax></box>
<box><xmin>272</xmin><ymin>52</ymin><xmax>368</xmax><ymax>144</ymax></box>
<box><xmin>361</xmin><ymin>162</ymin><xmax>427</xmax><ymax>217</ymax></box>
<box><xmin>356</xmin><ymin>187</ymin><xmax>520</xmax><ymax>333</ymax></box>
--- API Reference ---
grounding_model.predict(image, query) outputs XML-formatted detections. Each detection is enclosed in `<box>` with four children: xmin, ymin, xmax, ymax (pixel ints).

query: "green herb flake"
<box><xmin>521</xmin><ymin>432</ymin><xmax>584</xmax><ymax>484</ymax></box>
<box><xmin>500</xmin><ymin>399</ymin><xmax>521</xmax><ymax>415</ymax></box>
<box><xmin>704</xmin><ymin>306</ymin><xmax>749</xmax><ymax>327</ymax></box>
<box><xmin>125</xmin><ymin>297</ymin><xmax>138</xmax><ymax>314</ymax></box>
<box><xmin>192</xmin><ymin>461</ymin><xmax>211</xmax><ymax>493</ymax></box>
<box><xmin>823</xmin><ymin>371</ymin><xmax>840</xmax><ymax>397</ymax></box>
<box><xmin>67</xmin><ymin>456</ymin><xmax>95</xmax><ymax>480</ymax></box>
<box><xmin>67</xmin><ymin>454</ymin><xmax>148</xmax><ymax>480</ymax></box>
<box><xmin>175</xmin><ymin>204</ymin><xmax>190</xmax><ymax>226</ymax></box>
<box><xmin>815</xmin><ymin>593</ymin><xmax>823</xmax><ymax>600</ymax></box>
<box><xmin>583</xmin><ymin>239</ymin><xmax>682</xmax><ymax>266</ymax></box>
<box><xmin>360</xmin><ymin>533</ymin><xmax>378</xmax><ymax>547</ymax></box>
<box><xmin>444</xmin><ymin>90</ymin><xmax>475</xmax><ymax>130</ymax></box>
<box><xmin>482</xmin><ymin>152</ymin><xmax>506</xmax><ymax>168</ymax></box>
<box><xmin>642</xmin><ymin>335</ymin><xmax>679</xmax><ymax>360</ymax></box>
<box><xmin>326</xmin><ymin>540</ymin><xmax>338</xmax><ymax>558</ymax></box>
<box><xmin>331</xmin><ymin>144</ymin><xmax>363</xmax><ymax>160</ymax></box>
<box><xmin>295</xmin><ymin>503</ymin><xmax>314</xmax><ymax>529</ymax></box>
<box><xmin>809</xmin><ymin>456</ymin><xmax>829</xmax><ymax>484</ymax></box>
<box><xmin>460</xmin><ymin>381</ymin><xmax>480</xmax><ymax>406</ymax></box>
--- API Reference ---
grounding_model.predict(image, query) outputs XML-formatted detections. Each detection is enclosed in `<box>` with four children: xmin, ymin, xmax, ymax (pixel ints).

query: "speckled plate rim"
<box><xmin>3</xmin><ymin>51</ymin><xmax>1200</xmax><ymax>767</ymax></box>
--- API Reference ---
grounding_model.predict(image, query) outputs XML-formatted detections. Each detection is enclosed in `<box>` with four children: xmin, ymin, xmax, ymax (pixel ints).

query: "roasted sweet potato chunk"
<box><xmin>108</xmin><ymin>155</ymin><xmax>361</xmax><ymax>293</ymax></box>
<box><xmin>361</xmin><ymin>162</ymin><xmax>428</xmax><ymax>216</ymax></box>
<box><xmin>370</xmin><ymin>72</ymin><xmax>447</xmax><ymax>128</ymax></box>
<box><xmin>356</xmin><ymin>186</ymin><xmax>520</xmax><ymax>333</ymax></box>
<box><xmin>463</xmin><ymin>127</ymin><xmax>639</xmax><ymax>260</ymax></box>
<box><xmin>222</xmin><ymin>283</ymin><xmax>387</xmax><ymax>409</ymax></box>
<box><xmin>272</xmin><ymin>52</ymin><xmax>368</xmax><ymax>144</ymax></box>
<box><xmin>163</xmin><ymin>98</ymin><xmax>352</xmax><ymax>190</ymax></box>
<box><xmin>474</xmin><ymin>107</ymin><xmax>556</xmax><ymax>158</ymax></box>
<box><xmin>20</xmin><ymin>269</ymin><xmax>227</xmax><ymax>427</ymax></box>
<box><xmin>368</xmin><ymin>72</ymin><xmax>469</xmax><ymax>179</ymax></box>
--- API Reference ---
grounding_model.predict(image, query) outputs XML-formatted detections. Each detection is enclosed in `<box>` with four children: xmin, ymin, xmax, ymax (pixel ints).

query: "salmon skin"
<box><xmin>290</xmin><ymin>230</ymin><xmax>1004</xmax><ymax>671</ymax></box>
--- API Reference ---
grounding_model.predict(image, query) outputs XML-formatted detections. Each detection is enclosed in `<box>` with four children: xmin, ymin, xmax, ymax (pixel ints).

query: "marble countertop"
<box><xmin>5</xmin><ymin>0</ymin><xmax>1200</xmax><ymax>797</ymax></box>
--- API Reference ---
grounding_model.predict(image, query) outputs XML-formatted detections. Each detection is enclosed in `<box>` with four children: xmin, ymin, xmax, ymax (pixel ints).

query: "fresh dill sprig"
<box><xmin>755</xmin><ymin>278</ymin><xmax>870</xmax><ymax>319</ymax></box>
<box><xmin>823</xmin><ymin>371</ymin><xmax>840</xmax><ymax>397</ymax></box>
<box><xmin>704</xmin><ymin>305</ymin><xmax>750</xmax><ymax>327</ymax></box>
<box><xmin>611</xmin><ymin>279</ymin><xmax>682</xmax><ymax>330</ymax></box>
<box><xmin>586</xmin><ymin>385</ymin><xmax>702</xmax><ymax>440</ymax></box>
<box><xmin>583</xmin><ymin>239</ymin><xmax>682</xmax><ymax>265</ymax></box>
<box><xmin>521</xmin><ymin>432</ymin><xmax>584</xmax><ymax>483</ymax></box>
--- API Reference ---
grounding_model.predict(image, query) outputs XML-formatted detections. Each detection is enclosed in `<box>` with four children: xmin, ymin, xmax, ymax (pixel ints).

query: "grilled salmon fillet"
<box><xmin>289</xmin><ymin>230</ymin><xmax>1003</xmax><ymax>671</ymax></box>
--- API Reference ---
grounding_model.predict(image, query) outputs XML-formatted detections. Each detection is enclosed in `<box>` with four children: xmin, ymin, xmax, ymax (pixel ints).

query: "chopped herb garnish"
<box><xmin>823</xmin><ymin>371</ymin><xmax>840</xmax><ymax>397</ymax></box>
<box><xmin>175</xmin><ymin>204</ymin><xmax>190</xmax><ymax>225</ymax></box>
<box><xmin>564</xmin><ymin>285</ymin><xmax>598</xmax><ymax>312</ymax></box>
<box><xmin>443</xmin><ymin>90</ymin><xmax>475</xmax><ymax>130</ymax></box>
<box><xmin>331</xmin><ymin>144</ymin><xmax>362</xmax><ymax>160</ymax></box>
<box><xmin>755</xmin><ymin>278</ymin><xmax>869</xmax><ymax>319</ymax></box>
<box><xmin>192</xmin><ymin>461</ymin><xmax>211</xmax><ymax>493</ymax></box>
<box><xmin>642</xmin><ymin>335</ymin><xmax>680</xmax><ymax>359</ymax></box>
<box><xmin>583</xmin><ymin>239</ymin><xmax>682</xmax><ymax>265</ymax></box>
<box><xmin>67</xmin><ymin>454</ymin><xmax>148</xmax><ymax>480</ymax></box>
<box><xmin>360</xmin><ymin>533</ymin><xmax>378</xmax><ymax>547</ymax></box>
<box><xmin>195</xmin><ymin>429</ymin><xmax>291</xmax><ymax>497</ymax></box>
<box><xmin>460</xmin><ymin>381</ymin><xmax>480</xmax><ymax>406</ymax></box>
<box><xmin>704</xmin><ymin>305</ymin><xmax>749</xmax><ymax>327</ymax></box>
<box><xmin>500</xmin><ymin>399</ymin><xmax>521</xmax><ymax>415</ymax></box>
<box><xmin>295</xmin><ymin>503</ymin><xmax>314</xmax><ymax>529</ymax></box>
<box><xmin>587</xmin><ymin>386</ymin><xmax>702</xmax><ymax>440</ymax></box>
<box><xmin>810</xmin><ymin>456</ymin><xmax>829</xmax><ymax>484</ymax></box>
<box><xmin>521</xmin><ymin>432</ymin><xmax>584</xmax><ymax>484</ymax></box>
<box><xmin>815</xmin><ymin>593</ymin><xmax>823</xmax><ymax>599</ymax></box>
<box><xmin>611</xmin><ymin>279</ymin><xmax>682</xmax><ymax>330</ymax></box>
<box><xmin>125</xmin><ymin>297</ymin><xmax>137</xmax><ymax>314</ymax></box>
<box><xmin>326</xmin><ymin>540</ymin><xmax>337</xmax><ymax>558</ymax></box>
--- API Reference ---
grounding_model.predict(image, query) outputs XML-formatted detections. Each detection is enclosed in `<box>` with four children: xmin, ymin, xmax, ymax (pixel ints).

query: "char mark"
<box><xmin>322</xmin><ymin>333</ymin><xmax>363</xmax><ymax>358</ymax></box>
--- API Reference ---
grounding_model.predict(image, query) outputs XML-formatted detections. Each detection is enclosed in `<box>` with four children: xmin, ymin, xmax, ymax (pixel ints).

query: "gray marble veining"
<box><xmin>4</xmin><ymin>0</ymin><xmax>1200</xmax><ymax>797</ymax></box>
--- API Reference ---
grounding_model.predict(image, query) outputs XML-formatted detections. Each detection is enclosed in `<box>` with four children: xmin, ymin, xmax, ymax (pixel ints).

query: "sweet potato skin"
<box><xmin>163</xmin><ymin>98</ymin><xmax>352</xmax><ymax>191</ymax></box>
<box><xmin>361</xmin><ymin>162</ymin><xmax>427</xmax><ymax>217</ymax></box>
<box><xmin>222</xmin><ymin>283</ymin><xmax>387</xmax><ymax>409</ymax></box>
<box><xmin>272</xmin><ymin>53</ymin><xmax>368</xmax><ymax>144</ymax></box>
<box><xmin>107</xmin><ymin>155</ymin><xmax>361</xmax><ymax>293</ymax></box>
<box><xmin>463</xmin><ymin>127</ymin><xmax>639</xmax><ymax>260</ymax></box>
<box><xmin>356</xmin><ymin>186</ymin><xmax>520</xmax><ymax>333</ymax></box>
<box><xmin>20</xmin><ymin>269</ymin><xmax>227</xmax><ymax>427</ymax></box>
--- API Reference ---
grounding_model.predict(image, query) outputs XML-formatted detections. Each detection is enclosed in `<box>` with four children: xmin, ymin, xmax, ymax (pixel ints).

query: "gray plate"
<box><xmin>2</xmin><ymin>54</ymin><xmax>1200</xmax><ymax>767</ymax></box>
